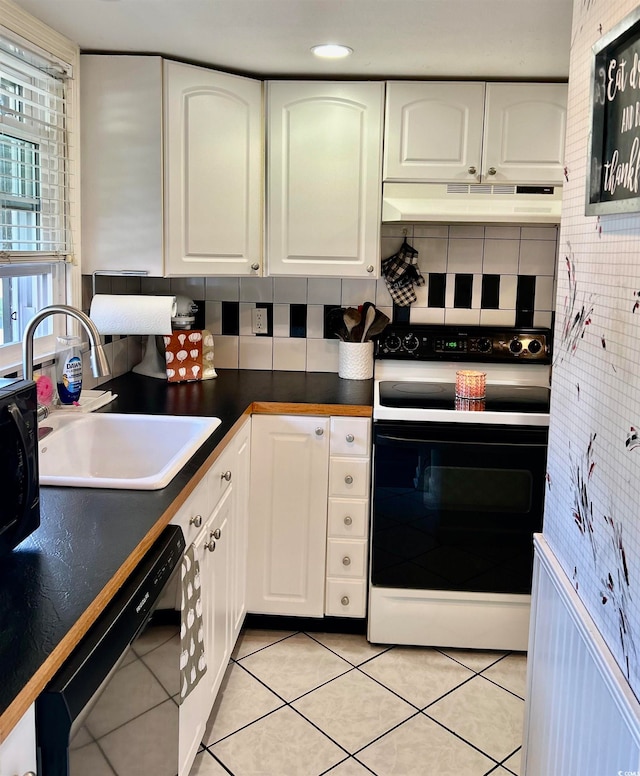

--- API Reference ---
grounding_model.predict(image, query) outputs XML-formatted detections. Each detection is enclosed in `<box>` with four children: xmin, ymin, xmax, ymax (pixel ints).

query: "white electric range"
<box><xmin>368</xmin><ymin>324</ymin><xmax>552</xmax><ymax>651</ymax></box>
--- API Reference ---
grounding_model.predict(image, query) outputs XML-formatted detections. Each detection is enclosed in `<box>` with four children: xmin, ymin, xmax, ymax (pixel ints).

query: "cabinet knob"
<box><xmin>343</xmin><ymin>515</ymin><xmax>353</xmax><ymax>526</ymax></box>
<box><xmin>487</xmin><ymin>166</ymin><xmax>497</xmax><ymax>176</ymax></box>
<box><xmin>366</xmin><ymin>265</ymin><xmax>374</xmax><ymax>273</ymax></box>
<box><xmin>468</xmin><ymin>165</ymin><xmax>477</xmax><ymax>175</ymax></box>
<box><xmin>315</xmin><ymin>427</ymin><xmax>324</xmax><ymax>436</ymax></box>
<box><xmin>205</xmin><ymin>538</ymin><xmax>216</xmax><ymax>552</ymax></box>
<box><xmin>341</xmin><ymin>596</ymin><xmax>350</xmax><ymax>606</ymax></box>
<box><xmin>344</xmin><ymin>474</ymin><xmax>353</xmax><ymax>485</ymax></box>
<box><xmin>342</xmin><ymin>556</ymin><xmax>351</xmax><ymax>566</ymax></box>
<box><xmin>251</xmin><ymin>262</ymin><xmax>260</xmax><ymax>271</ymax></box>
<box><xmin>213</xmin><ymin>528</ymin><xmax>221</xmax><ymax>540</ymax></box>
<box><xmin>221</xmin><ymin>470</ymin><xmax>232</xmax><ymax>482</ymax></box>
<box><xmin>345</xmin><ymin>433</ymin><xmax>355</xmax><ymax>443</ymax></box>
<box><xmin>190</xmin><ymin>514</ymin><xmax>203</xmax><ymax>528</ymax></box>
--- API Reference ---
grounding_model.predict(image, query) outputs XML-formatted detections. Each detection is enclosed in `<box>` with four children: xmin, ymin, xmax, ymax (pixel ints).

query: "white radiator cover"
<box><xmin>523</xmin><ymin>535</ymin><xmax>640</xmax><ymax>775</ymax></box>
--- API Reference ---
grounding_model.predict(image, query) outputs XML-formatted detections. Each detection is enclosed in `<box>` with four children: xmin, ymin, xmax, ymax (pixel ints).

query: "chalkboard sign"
<box><xmin>587</xmin><ymin>7</ymin><xmax>640</xmax><ymax>215</ymax></box>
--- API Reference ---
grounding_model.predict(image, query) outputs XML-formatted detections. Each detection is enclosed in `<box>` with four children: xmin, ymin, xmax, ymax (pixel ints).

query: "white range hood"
<box><xmin>382</xmin><ymin>182</ymin><xmax>562</xmax><ymax>224</ymax></box>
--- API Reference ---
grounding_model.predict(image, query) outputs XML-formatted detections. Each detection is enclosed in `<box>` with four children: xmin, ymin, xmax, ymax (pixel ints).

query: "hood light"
<box><xmin>311</xmin><ymin>44</ymin><xmax>353</xmax><ymax>59</ymax></box>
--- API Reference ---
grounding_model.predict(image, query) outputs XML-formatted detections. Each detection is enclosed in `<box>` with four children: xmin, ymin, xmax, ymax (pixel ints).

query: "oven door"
<box><xmin>371</xmin><ymin>421</ymin><xmax>548</xmax><ymax>595</ymax></box>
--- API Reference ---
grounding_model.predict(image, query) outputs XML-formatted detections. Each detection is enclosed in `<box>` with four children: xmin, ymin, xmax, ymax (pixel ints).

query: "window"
<box><xmin>0</xmin><ymin>23</ymin><xmax>76</xmax><ymax>373</ymax></box>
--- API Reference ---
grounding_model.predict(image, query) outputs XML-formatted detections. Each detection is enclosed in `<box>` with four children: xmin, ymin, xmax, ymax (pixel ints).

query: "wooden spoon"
<box><xmin>360</xmin><ymin>304</ymin><xmax>376</xmax><ymax>342</ymax></box>
<box><xmin>343</xmin><ymin>307</ymin><xmax>361</xmax><ymax>340</ymax></box>
<box><xmin>364</xmin><ymin>309</ymin><xmax>390</xmax><ymax>341</ymax></box>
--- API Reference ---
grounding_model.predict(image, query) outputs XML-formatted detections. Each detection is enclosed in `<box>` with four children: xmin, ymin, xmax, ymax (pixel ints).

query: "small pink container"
<box><xmin>455</xmin><ymin>370</ymin><xmax>486</xmax><ymax>399</ymax></box>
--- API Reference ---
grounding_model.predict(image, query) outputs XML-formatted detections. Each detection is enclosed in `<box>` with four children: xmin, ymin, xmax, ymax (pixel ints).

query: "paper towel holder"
<box><xmin>133</xmin><ymin>335</ymin><xmax>167</xmax><ymax>379</ymax></box>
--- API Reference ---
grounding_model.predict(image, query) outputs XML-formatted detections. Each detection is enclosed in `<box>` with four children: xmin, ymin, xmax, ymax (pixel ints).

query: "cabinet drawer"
<box><xmin>329</xmin><ymin>458</ymin><xmax>370</xmax><ymax>498</ymax></box>
<box><xmin>328</xmin><ymin>499</ymin><xmax>369</xmax><ymax>539</ymax></box>
<box><xmin>330</xmin><ymin>417</ymin><xmax>371</xmax><ymax>456</ymax></box>
<box><xmin>325</xmin><ymin>578</ymin><xmax>367</xmax><ymax>618</ymax></box>
<box><xmin>171</xmin><ymin>477</ymin><xmax>210</xmax><ymax>546</ymax></box>
<box><xmin>326</xmin><ymin>539</ymin><xmax>367</xmax><ymax>578</ymax></box>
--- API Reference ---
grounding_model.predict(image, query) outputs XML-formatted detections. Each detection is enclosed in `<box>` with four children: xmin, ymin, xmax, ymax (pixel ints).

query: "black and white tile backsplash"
<box><xmin>83</xmin><ymin>222</ymin><xmax>558</xmax><ymax>374</ymax></box>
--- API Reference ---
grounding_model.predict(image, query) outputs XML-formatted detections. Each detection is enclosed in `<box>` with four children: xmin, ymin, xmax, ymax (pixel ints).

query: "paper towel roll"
<box><xmin>90</xmin><ymin>295</ymin><xmax>177</xmax><ymax>335</ymax></box>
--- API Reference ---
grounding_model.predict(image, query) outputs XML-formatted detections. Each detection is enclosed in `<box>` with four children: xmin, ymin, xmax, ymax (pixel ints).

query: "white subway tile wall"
<box><xmin>79</xmin><ymin>222</ymin><xmax>558</xmax><ymax>376</ymax></box>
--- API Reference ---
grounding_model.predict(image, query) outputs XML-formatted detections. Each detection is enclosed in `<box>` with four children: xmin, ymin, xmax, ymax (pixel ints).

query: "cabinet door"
<box><xmin>267</xmin><ymin>81</ymin><xmax>383</xmax><ymax>278</ymax></box>
<box><xmin>229</xmin><ymin>418</ymin><xmax>251</xmax><ymax>642</ymax></box>
<box><xmin>165</xmin><ymin>62</ymin><xmax>263</xmax><ymax>276</ymax></box>
<box><xmin>80</xmin><ymin>55</ymin><xmax>165</xmax><ymax>276</ymax></box>
<box><xmin>204</xmin><ymin>486</ymin><xmax>232</xmax><ymax>707</ymax></box>
<box><xmin>383</xmin><ymin>81</ymin><xmax>485</xmax><ymax>182</ymax></box>
<box><xmin>247</xmin><ymin>415</ymin><xmax>329</xmax><ymax>616</ymax></box>
<box><xmin>482</xmin><ymin>83</ymin><xmax>568</xmax><ymax>184</ymax></box>
<box><xmin>0</xmin><ymin>704</ymin><xmax>36</xmax><ymax>775</ymax></box>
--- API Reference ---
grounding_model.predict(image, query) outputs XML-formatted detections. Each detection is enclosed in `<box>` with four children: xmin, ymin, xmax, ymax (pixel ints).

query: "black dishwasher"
<box><xmin>36</xmin><ymin>524</ymin><xmax>185</xmax><ymax>776</ymax></box>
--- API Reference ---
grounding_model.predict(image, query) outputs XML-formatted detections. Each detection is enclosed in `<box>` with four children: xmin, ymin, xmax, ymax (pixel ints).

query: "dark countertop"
<box><xmin>0</xmin><ymin>369</ymin><xmax>372</xmax><ymax>741</ymax></box>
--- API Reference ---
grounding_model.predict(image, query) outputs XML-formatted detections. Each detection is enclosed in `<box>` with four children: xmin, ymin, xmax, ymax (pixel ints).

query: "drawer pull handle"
<box><xmin>342</xmin><ymin>556</ymin><xmax>351</xmax><ymax>566</ymax></box>
<box><xmin>213</xmin><ymin>528</ymin><xmax>221</xmax><ymax>540</ymax></box>
<box><xmin>221</xmin><ymin>470</ymin><xmax>232</xmax><ymax>482</ymax></box>
<box><xmin>343</xmin><ymin>515</ymin><xmax>352</xmax><ymax>526</ymax></box>
<box><xmin>205</xmin><ymin>538</ymin><xmax>216</xmax><ymax>552</ymax></box>
<box><xmin>190</xmin><ymin>514</ymin><xmax>202</xmax><ymax>528</ymax></box>
<box><xmin>341</xmin><ymin>596</ymin><xmax>350</xmax><ymax>606</ymax></box>
<box><xmin>315</xmin><ymin>427</ymin><xmax>324</xmax><ymax>436</ymax></box>
<box><xmin>344</xmin><ymin>475</ymin><xmax>353</xmax><ymax>485</ymax></box>
<box><xmin>346</xmin><ymin>433</ymin><xmax>355</xmax><ymax>443</ymax></box>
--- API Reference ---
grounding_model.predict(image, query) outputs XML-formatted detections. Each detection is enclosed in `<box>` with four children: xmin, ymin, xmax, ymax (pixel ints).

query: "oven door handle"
<box><xmin>376</xmin><ymin>432</ymin><xmax>547</xmax><ymax>448</ymax></box>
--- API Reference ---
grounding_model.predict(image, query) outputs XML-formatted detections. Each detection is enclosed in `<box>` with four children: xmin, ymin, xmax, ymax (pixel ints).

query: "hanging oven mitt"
<box><xmin>381</xmin><ymin>240</ymin><xmax>425</xmax><ymax>307</ymax></box>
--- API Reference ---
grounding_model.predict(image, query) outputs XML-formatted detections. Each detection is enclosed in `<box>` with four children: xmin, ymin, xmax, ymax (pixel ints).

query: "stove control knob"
<box><xmin>509</xmin><ymin>339</ymin><xmax>523</xmax><ymax>354</ymax></box>
<box><xmin>478</xmin><ymin>337</ymin><xmax>492</xmax><ymax>353</ymax></box>
<box><xmin>384</xmin><ymin>333</ymin><xmax>401</xmax><ymax>352</ymax></box>
<box><xmin>528</xmin><ymin>339</ymin><xmax>542</xmax><ymax>355</ymax></box>
<box><xmin>403</xmin><ymin>334</ymin><xmax>420</xmax><ymax>353</ymax></box>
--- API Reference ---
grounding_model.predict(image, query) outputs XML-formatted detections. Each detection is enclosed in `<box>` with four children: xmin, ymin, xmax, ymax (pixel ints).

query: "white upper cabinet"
<box><xmin>164</xmin><ymin>62</ymin><xmax>263</xmax><ymax>276</ymax></box>
<box><xmin>81</xmin><ymin>55</ymin><xmax>263</xmax><ymax>277</ymax></box>
<box><xmin>266</xmin><ymin>81</ymin><xmax>384</xmax><ymax>278</ymax></box>
<box><xmin>384</xmin><ymin>81</ymin><xmax>568</xmax><ymax>185</ymax></box>
<box><xmin>384</xmin><ymin>82</ymin><xmax>485</xmax><ymax>183</ymax></box>
<box><xmin>482</xmin><ymin>83</ymin><xmax>568</xmax><ymax>185</ymax></box>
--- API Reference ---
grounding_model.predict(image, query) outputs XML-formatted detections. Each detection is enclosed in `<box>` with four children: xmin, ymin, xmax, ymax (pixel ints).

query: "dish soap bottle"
<box><xmin>56</xmin><ymin>335</ymin><xmax>83</xmax><ymax>405</ymax></box>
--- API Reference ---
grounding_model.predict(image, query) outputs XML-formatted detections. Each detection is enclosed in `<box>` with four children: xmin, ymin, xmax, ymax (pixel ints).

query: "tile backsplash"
<box><xmin>82</xmin><ymin>222</ymin><xmax>559</xmax><ymax>375</ymax></box>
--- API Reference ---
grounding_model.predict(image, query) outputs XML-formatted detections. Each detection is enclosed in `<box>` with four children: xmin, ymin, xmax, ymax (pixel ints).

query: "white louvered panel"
<box><xmin>523</xmin><ymin>535</ymin><xmax>640</xmax><ymax>775</ymax></box>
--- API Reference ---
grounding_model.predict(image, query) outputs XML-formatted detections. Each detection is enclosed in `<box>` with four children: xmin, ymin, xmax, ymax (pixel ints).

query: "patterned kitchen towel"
<box><xmin>381</xmin><ymin>240</ymin><xmax>425</xmax><ymax>306</ymax></box>
<box><xmin>163</xmin><ymin>329</ymin><xmax>217</xmax><ymax>383</ymax></box>
<box><xmin>180</xmin><ymin>544</ymin><xmax>207</xmax><ymax>701</ymax></box>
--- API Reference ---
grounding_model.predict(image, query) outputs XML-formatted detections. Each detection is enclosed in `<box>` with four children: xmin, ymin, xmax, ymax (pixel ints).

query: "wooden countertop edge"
<box><xmin>251</xmin><ymin>402</ymin><xmax>372</xmax><ymax>417</ymax></box>
<box><xmin>0</xmin><ymin>402</ymin><xmax>371</xmax><ymax>742</ymax></box>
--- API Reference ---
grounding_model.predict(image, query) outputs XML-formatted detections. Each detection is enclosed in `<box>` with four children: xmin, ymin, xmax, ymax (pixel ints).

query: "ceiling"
<box><xmin>12</xmin><ymin>0</ymin><xmax>574</xmax><ymax>80</ymax></box>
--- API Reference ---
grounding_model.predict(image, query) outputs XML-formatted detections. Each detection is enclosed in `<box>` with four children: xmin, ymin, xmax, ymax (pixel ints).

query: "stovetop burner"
<box><xmin>379</xmin><ymin>381</ymin><xmax>551</xmax><ymax>412</ymax></box>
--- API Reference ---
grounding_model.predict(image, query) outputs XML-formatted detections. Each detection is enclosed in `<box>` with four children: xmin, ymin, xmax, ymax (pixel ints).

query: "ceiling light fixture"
<box><xmin>311</xmin><ymin>44</ymin><xmax>353</xmax><ymax>59</ymax></box>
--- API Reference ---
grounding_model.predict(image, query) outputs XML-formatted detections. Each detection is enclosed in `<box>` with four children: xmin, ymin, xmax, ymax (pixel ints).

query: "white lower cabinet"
<box><xmin>175</xmin><ymin>417</ymin><xmax>250</xmax><ymax>776</ymax></box>
<box><xmin>326</xmin><ymin>417</ymin><xmax>371</xmax><ymax>618</ymax></box>
<box><xmin>247</xmin><ymin>415</ymin><xmax>330</xmax><ymax>616</ymax></box>
<box><xmin>247</xmin><ymin>414</ymin><xmax>371</xmax><ymax>620</ymax></box>
<box><xmin>0</xmin><ymin>704</ymin><xmax>36</xmax><ymax>776</ymax></box>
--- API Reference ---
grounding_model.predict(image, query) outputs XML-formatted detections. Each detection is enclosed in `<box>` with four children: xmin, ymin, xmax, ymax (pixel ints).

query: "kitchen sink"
<box><xmin>38</xmin><ymin>413</ymin><xmax>222</xmax><ymax>490</ymax></box>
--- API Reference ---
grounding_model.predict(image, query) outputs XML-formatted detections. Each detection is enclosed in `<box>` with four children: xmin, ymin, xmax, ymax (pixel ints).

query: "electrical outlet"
<box><xmin>252</xmin><ymin>307</ymin><xmax>268</xmax><ymax>334</ymax></box>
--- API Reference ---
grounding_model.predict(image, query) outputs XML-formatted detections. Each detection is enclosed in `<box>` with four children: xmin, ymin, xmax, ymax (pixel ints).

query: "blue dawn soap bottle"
<box><xmin>56</xmin><ymin>335</ymin><xmax>83</xmax><ymax>404</ymax></box>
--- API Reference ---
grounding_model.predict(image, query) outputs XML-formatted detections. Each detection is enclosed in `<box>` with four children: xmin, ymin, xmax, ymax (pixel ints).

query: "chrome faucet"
<box><xmin>22</xmin><ymin>304</ymin><xmax>111</xmax><ymax>383</ymax></box>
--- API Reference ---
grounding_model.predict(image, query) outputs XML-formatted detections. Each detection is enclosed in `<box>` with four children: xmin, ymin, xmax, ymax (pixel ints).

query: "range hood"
<box><xmin>382</xmin><ymin>182</ymin><xmax>562</xmax><ymax>224</ymax></box>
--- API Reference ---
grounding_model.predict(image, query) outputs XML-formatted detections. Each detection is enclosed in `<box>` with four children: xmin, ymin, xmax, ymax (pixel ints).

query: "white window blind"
<box><xmin>0</xmin><ymin>32</ymin><xmax>70</xmax><ymax>258</ymax></box>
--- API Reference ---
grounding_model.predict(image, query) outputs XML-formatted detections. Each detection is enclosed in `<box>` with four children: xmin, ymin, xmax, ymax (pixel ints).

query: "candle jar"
<box><xmin>455</xmin><ymin>370</ymin><xmax>486</xmax><ymax>399</ymax></box>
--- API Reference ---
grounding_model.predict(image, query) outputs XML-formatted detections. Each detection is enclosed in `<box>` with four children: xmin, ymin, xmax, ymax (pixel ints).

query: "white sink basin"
<box><xmin>38</xmin><ymin>413</ymin><xmax>222</xmax><ymax>490</ymax></box>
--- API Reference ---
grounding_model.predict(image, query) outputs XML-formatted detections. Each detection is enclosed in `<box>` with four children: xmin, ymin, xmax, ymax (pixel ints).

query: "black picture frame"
<box><xmin>586</xmin><ymin>6</ymin><xmax>640</xmax><ymax>216</ymax></box>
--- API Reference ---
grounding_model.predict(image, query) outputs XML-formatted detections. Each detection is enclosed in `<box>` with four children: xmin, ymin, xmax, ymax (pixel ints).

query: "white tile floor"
<box><xmin>190</xmin><ymin>629</ymin><xmax>526</xmax><ymax>776</ymax></box>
